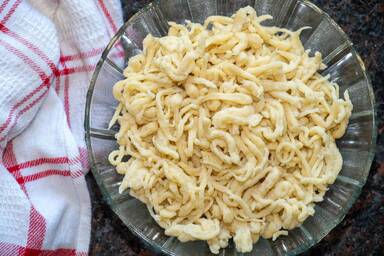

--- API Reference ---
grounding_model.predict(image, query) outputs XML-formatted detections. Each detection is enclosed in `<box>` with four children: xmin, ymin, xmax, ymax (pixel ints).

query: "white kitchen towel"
<box><xmin>0</xmin><ymin>0</ymin><xmax>123</xmax><ymax>255</ymax></box>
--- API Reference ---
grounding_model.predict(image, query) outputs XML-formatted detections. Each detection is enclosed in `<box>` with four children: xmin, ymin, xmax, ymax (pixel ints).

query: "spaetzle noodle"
<box><xmin>109</xmin><ymin>6</ymin><xmax>353</xmax><ymax>254</ymax></box>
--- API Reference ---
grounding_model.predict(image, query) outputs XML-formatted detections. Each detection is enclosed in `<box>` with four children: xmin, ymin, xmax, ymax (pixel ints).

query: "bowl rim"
<box><xmin>84</xmin><ymin>0</ymin><xmax>377</xmax><ymax>255</ymax></box>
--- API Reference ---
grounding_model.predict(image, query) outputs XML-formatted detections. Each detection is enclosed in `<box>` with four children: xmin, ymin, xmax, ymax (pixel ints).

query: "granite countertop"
<box><xmin>86</xmin><ymin>0</ymin><xmax>384</xmax><ymax>255</ymax></box>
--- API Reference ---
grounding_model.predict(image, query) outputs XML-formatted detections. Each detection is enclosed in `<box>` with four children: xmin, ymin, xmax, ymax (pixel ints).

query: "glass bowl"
<box><xmin>84</xmin><ymin>0</ymin><xmax>376</xmax><ymax>255</ymax></box>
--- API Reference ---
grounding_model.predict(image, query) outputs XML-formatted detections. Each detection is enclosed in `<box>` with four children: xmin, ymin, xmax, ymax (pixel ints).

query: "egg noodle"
<box><xmin>108</xmin><ymin>6</ymin><xmax>353</xmax><ymax>254</ymax></box>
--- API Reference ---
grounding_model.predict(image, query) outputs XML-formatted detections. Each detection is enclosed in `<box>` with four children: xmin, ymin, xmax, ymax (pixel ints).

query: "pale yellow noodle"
<box><xmin>109</xmin><ymin>6</ymin><xmax>353</xmax><ymax>254</ymax></box>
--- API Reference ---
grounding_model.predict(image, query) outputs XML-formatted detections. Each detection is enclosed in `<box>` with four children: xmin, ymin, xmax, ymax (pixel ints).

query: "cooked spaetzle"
<box><xmin>109</xmin><ymin>6</ymin><xmax>353</xmax><ymax>254</ymax></box>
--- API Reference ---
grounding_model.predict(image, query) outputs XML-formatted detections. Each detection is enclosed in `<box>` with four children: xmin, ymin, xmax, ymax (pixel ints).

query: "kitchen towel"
<box><xmin>0</xmin><ymin>0</ymin><xmax>123</xmax><ymax>255</ymax></box>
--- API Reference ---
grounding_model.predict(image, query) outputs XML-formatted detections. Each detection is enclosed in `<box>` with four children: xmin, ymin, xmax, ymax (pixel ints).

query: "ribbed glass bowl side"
<box><xmin>85</xmin><ymin>0</ymin><xmax>376</xmax><ymax>255</ymax></box>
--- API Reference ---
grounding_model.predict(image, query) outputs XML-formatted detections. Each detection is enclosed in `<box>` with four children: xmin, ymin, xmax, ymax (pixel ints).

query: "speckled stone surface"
<box><xmin>87</xmin><ymin>0</ymin><xmax>384</xmax><ymax>255</ymax></box>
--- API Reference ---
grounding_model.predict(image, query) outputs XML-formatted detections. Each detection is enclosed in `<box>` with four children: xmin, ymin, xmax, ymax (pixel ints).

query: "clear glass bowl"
<box><xmin>84</xmin><ymin>0</ymin><xmax>377</xmax><ymax>255</ymax></box>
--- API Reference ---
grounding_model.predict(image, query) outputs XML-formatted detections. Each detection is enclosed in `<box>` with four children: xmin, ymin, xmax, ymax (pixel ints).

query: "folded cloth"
<box><xmin>0</xmin><ymin>0</ymin><xmax>123</xmax><ymax>255</ymax></box>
